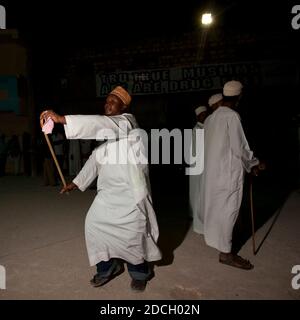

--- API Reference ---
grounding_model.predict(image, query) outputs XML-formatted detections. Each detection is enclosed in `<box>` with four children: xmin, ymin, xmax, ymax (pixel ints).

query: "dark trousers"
<box><xmin>96</xmin><ymin>258</ymin><xmax>151</xmax><ymax>281</ymax></box>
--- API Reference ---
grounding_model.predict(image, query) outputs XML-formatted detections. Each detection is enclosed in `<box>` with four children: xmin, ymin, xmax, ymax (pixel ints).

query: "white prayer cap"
<box><xmin>195</xmin><ymin>106</ymin><xmax>207</xmax><ymax>116</ymax></box>
<box><xmin>208</xmin><ymin>93</ymin><xmax>223</xmax><ymax>107</ymax></box>
<box><xmin>223</xmin><ymin>80</ymin><xmax>243</xmax><ymax>97</ymax></box>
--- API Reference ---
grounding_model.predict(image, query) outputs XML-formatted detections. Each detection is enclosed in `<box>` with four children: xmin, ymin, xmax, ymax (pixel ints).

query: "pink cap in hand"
<box><xmin>42</xmin><ymin>118</ymin><xmax>54</xmax><ymax>134</ymax></box>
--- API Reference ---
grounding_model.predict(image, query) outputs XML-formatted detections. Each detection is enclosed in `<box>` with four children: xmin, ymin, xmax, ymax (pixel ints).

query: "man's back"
<box><xmin>204</xmin><ymin>106</ymin><xmax>243</xmax><ymax>185</ymax></box>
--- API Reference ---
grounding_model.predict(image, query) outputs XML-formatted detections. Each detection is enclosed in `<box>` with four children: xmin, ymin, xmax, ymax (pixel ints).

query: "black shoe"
<box><xmin>130</xmin><ymin>279</ymin><xmax>147</xmax><ymax>292</ymax></box>
<box><xmin>90</xmin><ymin>264</ymin><xmax>124</xmax><ymax>287</ymax></box>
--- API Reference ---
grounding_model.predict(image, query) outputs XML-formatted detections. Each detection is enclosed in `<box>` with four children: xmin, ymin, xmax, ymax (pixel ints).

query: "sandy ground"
<box><xmin>0</xmin><ymin>176</ymin><xmax>299</xmax><ymax>300</ymax></box>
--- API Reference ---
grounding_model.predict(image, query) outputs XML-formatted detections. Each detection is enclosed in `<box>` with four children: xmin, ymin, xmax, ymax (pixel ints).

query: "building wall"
<box><xmin>0</xmin><ymin>29</ymin><xmax>35</xmax><ymax>175</ymax></box>
<box><xmin>0</xmin><ymin>43</ymin><xmax>28</xmax><ymax>76</ymax></box>
<box><xmin>0</xmin><ymin>29</ymin><xmax>32</xmax><ymax>135</ymax></box>
<box><xmin>55</xmin><ymin>29</ymin><xmax>298</xmax><ymax>132</ymax></box>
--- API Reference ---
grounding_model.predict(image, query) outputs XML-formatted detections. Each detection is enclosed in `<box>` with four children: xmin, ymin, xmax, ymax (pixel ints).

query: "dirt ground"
<box><xmin>0</xmin><ymin>176</ymin><xmax>299</xmax><ymax>300</ymax></box>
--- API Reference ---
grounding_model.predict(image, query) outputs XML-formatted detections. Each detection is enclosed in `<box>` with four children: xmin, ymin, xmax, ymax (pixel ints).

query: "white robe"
<box><xmin>189</xmin><ymin>122</ymin><xmax>205</xmax><ymax>234</ymax></box>
<box><xmin>64</xmin><ymin>113</ymin><xmax>162</xmax><ymax>266</ymax></box>
<box><xmin>200</xmin><ymin>106</ymin><xmax>259</xmax><ymax>253</ymax></box>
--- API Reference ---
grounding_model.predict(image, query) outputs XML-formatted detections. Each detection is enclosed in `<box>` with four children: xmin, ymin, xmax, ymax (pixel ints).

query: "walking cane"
<box><xmin>40</xmin><ymin>118</ymin><xmax>67</xmax><ymax>189</ymax></box>
<box><xmin>249</xmin><ymin>174</ymin><xmax>256</xmax><ymax>255</ymax></box>
<box><xmin>249</xmin><ymin>163</ymin><xmax>266</xmax><ymax>255</ymax></box>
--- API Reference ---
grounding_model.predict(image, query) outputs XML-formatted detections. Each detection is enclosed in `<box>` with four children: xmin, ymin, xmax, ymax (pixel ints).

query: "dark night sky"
<box><xmin>2</xmin><ymin>1</ymin><xmax>297</xmax><ymax>102</ymax></box>
<box><xmin>3</xmin><ymin>0</ymin><xmax>294</xmax><ymax>46</ymax></box>
<box><xmin>2</xmin><ymin>1</ymin><xmax>298</xmax><ymax>102</ymax></box>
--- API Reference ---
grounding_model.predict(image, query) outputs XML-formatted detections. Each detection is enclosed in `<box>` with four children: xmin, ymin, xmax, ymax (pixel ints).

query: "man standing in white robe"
<box><xmin>41</xmin><ymin>86</ymin><xmax>162</xmax><ymax>291</ymax></box>
<box><xmin>191</xmin><ymin>94</ymin><xmax>223</xmax><ymax>234</ymax></box>
<box><xmin>200</xmin><ymin>81</ymin><xmax>264</xmax><ymax>270</ymax></box>
<box><xmin>189</xmin><ymin>106</ymin><xmax>207</xmax><ymax>233</ymax></box>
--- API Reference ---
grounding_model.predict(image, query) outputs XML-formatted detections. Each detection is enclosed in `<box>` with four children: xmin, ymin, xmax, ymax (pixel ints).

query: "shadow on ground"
<box><xmin>232</xmin><ymin>172</ymin><xmax>293</xmax><ymax>255</ymax></box>
<box><xmin>150</xmin><ymin>165</ymin><xmax>191</xmax><ymax>266</ymax></box>
<box><xmin>149</xmin><ymin>164</ymin><xmax>296</xmax><ymax>263</ymax></box>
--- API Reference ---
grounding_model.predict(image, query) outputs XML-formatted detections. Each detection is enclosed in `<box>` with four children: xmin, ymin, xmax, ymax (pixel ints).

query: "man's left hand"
<box><xmin>251</xmin><ymin>161</ymin><xmax>266</xmax><ymax>176</ymax></box>
<box><xmin>60</xmin><ymin>182</ymin><xmax>78</xmax><ymax>194</ymax></box>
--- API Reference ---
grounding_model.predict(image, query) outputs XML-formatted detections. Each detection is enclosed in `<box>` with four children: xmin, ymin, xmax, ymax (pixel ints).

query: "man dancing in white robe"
<box><xmin>200</xmin><ymin>81</ymin><xmax>264</xmax><ymax>270</ymax></box>
<box><xmin>41</xmin><ymin>86</ymin><xmax>162</xmax><ymax>291</ymax></box>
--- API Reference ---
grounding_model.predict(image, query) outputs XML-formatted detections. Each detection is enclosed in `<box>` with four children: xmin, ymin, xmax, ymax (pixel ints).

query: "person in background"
<box><xmin>0</xmin><ymin>134</ymin><xmax>8</xmax><ymax>177</ymax></box>
<box><xmin>8</xmin><ymin>135</ymin><xmax>21</xmax><ymax>175</ymax></box>
<box><xmin>68</xmin><ymin>139</ymin><xmax>81</xmax><ymax>177</ymax></box>
<box><xmin>52</xmin><ymin>127</ymin><xmax>65</xmax><ymax>172</ymax></box>
<box><xmin>208</xmin><ymin>93</ymin><xmax>223</xmax><ymax>112</ymax></box>
<box><xmin>80</xmin><ymin>139</ymin><xmax>92</xmax><ymax>165</ymax></box>
<box><xmin>200</xmin><ymin>80</ymin><xmax>265</xmax><ymax>270</ymax></box>
<box><xmin>41</xmin><ymin>134</ymin><xmax>57</xmax><ymax>186</ymax></box>
<box><xmin>189</xmin><ymin>106</ymin><xmax>208</xmax><ymax>232</ymax></box>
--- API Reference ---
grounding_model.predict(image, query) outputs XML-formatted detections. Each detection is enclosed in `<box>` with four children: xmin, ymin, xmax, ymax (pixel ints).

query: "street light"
<box><xmin>201</xmin><ymin>13</ymin><xmax>213</xmax><ymax>26</ymax></box>
<box><xmin>197</xmin><ymin>12</ymin><xmax>213</xmax><ymax>62</ymax></box>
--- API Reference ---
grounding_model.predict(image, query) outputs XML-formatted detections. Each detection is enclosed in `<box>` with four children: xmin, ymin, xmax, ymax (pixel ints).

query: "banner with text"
<box><xmin>95</xmin><ymin>61</ymin><xmax>298</xmax><ymax>97</ymax></box>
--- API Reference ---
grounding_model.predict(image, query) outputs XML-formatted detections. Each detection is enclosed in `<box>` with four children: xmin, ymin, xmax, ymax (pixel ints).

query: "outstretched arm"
<box><xmin>40</xmin><ymin>110</ymin><xmax>133</xmax><ymax>140</ymax></box>
<box><xmin>63</xmin><ymin>115</ymin><xmax>124</xmax><ymax>140</ymax></box>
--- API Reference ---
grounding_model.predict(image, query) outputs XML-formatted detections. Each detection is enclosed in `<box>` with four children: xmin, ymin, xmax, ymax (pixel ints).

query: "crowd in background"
<box><xmin>0</xmin><ymin>129</ymin><xmax>95</xmax><ymax>187</ymax></box>
<box><xmin>0</xmin><ymin>131</ymin><xmax>31</xmax><ymax>177</ymax></box>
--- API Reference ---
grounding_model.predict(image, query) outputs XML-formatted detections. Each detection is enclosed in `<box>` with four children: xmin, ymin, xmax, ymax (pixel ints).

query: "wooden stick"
<box><xmin>40</xmin><ymin>119</ymin><xmax>67</xmax><ymax>188</ymax></box>
<box><xmin>249</xmin><ymin>175</ymin><xmax>256</xmax><ymax>255</ymax></box>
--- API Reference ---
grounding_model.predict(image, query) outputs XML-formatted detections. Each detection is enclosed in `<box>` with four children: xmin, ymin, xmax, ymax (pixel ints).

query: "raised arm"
<box><xmin>63</xmin><ymin>115</ymin><xmax>131</xmax><ymax>140</ymax></box>
<box><xmin>40</xmin><ymin>110</ymin><xmax>135</xmax><ymax>140</ymax></box>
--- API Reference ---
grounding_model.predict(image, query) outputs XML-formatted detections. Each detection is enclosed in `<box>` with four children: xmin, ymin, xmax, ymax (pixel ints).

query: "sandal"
<box><xmin>90</xmin><ymin>264</ymin><xmax>124</xmax><ymax>287</ymax></box>
<box><xmin>219</xmin><ymin>254</ymin><xmax>254</xmax><ymax>270</ymax></box>
<box><xmin>131</xmin><ymin>279</ymin><xmax>147</xmax><ymax>292</ymax></box>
